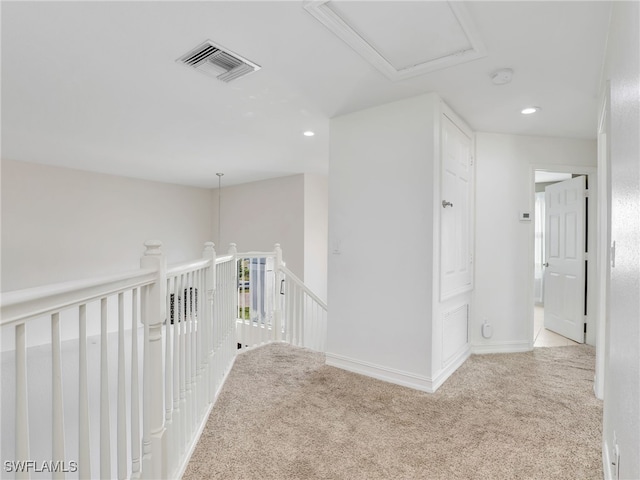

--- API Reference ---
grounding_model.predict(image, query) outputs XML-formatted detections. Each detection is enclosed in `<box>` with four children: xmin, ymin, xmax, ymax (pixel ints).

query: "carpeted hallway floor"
<box><xmin>184</xmin><ymin>343</ymin><xmax>602</xmax><ymax>479</ymax></box>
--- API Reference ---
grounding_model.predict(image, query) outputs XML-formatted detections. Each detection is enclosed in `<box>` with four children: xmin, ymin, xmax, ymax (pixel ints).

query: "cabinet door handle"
<box><xmin>442</xmin><ymin>200</ymin><xmax>453</xmax><ymax>208</ymax></box>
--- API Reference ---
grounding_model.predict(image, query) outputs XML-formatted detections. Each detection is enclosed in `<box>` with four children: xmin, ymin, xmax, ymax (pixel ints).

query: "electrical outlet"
<box><xmin>481</xmin><ymin>319</ymin><xmax>493</xmax><ymax>339</ymax></box>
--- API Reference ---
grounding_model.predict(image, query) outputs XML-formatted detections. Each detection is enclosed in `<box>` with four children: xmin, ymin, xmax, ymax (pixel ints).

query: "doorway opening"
<box><xmin>532</xmin><ymin>169</ymin><xmax>596</xmax><ymax>348</ymax></box>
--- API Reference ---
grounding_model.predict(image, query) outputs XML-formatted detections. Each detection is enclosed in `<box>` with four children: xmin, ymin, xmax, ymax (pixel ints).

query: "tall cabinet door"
<box><xmin>440</xmin><ymin>113</ymin><xmax>473</xmax><ymax>300</ymax></box>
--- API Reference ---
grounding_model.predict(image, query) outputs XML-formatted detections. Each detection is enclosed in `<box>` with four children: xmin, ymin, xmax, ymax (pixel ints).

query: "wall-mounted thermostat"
<box><xmin>519</xmin><ymin>211</ymin><xmax>532</xmax><ymax>222</ymax></box>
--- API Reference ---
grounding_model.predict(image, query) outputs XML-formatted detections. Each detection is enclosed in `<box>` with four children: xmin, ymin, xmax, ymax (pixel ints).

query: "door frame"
<box><xmin>594</xmin><ymin>87</ymin><xmax>610</xmax><ymax>401</ymax></box>
<box><xmin>528</xmin><ymin>165</ymin><xmax>598</xmax><ymax>350</ymax></box>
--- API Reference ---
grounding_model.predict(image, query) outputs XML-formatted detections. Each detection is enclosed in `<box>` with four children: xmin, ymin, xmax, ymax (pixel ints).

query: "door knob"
<box><xmin>442</xmin><ymin>200</ymin><xmax>453</xmax><ymax>208</ymax></box>
<box><xmin>543</xmin><ymin>262</ymin><xmax>549</xmax><ymax>267</ymax></box>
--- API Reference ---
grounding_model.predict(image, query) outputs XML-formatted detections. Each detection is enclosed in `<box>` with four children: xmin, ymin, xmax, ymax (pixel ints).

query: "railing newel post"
<box><xmin>274</xmin><ymin>243</ymin><xmax>283</xmax><ymax>342</ymax></box>
<box><xmin>140</xmin><ymin>240</ymin><xmax>167</xmax><ymax>479</ymax></box>
<box><xmin>228</xmin><ymin>244</ymin><xmax>239</xmax><ymax>350</ymax></box>
<box><xmin>203</xmin><ymin>242</ymin><xmax>216</xmax><ymax>403</ymax></box>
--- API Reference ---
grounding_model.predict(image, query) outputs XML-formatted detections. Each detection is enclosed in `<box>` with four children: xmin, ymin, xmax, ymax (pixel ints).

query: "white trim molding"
<box><xmin>303</xmin><ymin>1</ymin><xmax>486</xmax><ymax>81</ymax></box>
<box><xmin>326</xmin><ymin>353</ymin><xmax>437</xmax><ymax>393</ymax></box>
<box><xmin>326</xmin><ymin>346</ymin><xmax>471</xmax><ymax>393</ymax></box>
<box><xmin>603</xmin><ymin>439</ymin><xmax>614</xmax><ymax>480</ymax></box>
<box><xmin>432</xmin><ymin>345</ymin><xmax>471</xmax><ymax>391</ymax></box>
<box><xmin>471</xmin><ymin>341</ymin><xmax>532</xmax><ymax>355</ymax></box>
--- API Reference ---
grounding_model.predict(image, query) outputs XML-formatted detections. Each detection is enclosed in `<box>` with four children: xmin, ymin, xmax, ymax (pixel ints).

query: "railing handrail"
<box><xmin>0</xmin><ymin>268</ymin><xmax>157</xmax><ymax>327</ymax></box>
<box><xmin>236</xmin><ymin>251</ymin><xmax>277</xmax><ymax>259</ymax></box>
<box><xmin>1</xmin><ymin>253</ymin><xmax>235</xmax><ymax>327</ymax></box>
<box><xmin>215</xmin><ymin>254</ymin><xmax>235</xmax><ymax>264</ymax></box>
<box><xmin>280</xmin><ymin>265</ymin><xmax>327</xmax><ymax>310</ymax></box>
<box><xmin>167</xmin><ymin>258</ymin><xmax>212</xmax><ymax>277</ymax></box>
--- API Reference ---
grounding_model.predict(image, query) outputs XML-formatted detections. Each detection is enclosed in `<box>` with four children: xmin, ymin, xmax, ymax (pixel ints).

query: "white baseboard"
<box><xmin>326</xmin><ymin>347</ymin><xmax>470</xmax><ymax>394</ymax></box>
<box><xmin>326</xmin><ymin>353</ymin><xmax>437</xmax><ymax>393</ymax></box>
<box><xmin>431</xmin><ymin>345</ymin><xmax>471</xmax><ymax>391</ymax></box>
<box><xmin>471</xmin><ymin>341</ymin><xmax>532</xmax><ymax>354</ymax></box>
<box><xmin>603</xmin><ymin>439</ymin><xmax>612</xmax><ymax>480</ymax></box>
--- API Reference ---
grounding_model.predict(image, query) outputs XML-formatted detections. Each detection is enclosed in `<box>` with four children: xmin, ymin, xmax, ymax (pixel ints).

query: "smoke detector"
<box><xmin>490</xmin><ymin>68</ymin><xmax>513</xmax><ymax>85</ymax></box>
<box><xmin>177</xmin><ymin>40</ymin><xmax>260</xmax><ymax>83</ymax></box>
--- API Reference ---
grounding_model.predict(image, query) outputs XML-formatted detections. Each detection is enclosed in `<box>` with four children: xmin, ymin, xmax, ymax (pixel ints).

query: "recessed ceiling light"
<box><xmin>303</xmin><ymin>131</ymin><xmax>315</xmax><ymax>137</ymax></box>
<box><xmin>521</xmin><ymin>107</ymin><xmax>541</xmax><ymax>115</ymax></box>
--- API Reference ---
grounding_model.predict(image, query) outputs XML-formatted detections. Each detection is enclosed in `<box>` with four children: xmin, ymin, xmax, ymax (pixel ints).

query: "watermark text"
<box><xmin>4</xmin><ymin>461</ymin><xmax>78</xmax><ymax>473</ymax></box>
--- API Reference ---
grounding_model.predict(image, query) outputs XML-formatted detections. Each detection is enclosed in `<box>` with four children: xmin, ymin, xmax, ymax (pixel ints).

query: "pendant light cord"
<box><xmin>216</xmin><ymin>173</ymin><xmax>224</xmax><ymax>249</ymax></box>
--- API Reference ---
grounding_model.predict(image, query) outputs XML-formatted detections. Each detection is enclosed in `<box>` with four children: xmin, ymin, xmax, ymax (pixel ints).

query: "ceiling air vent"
<box><xmin>177</xmin><ymin>40</ymin><xmax>260</xmax><ymax>83</ymax></box>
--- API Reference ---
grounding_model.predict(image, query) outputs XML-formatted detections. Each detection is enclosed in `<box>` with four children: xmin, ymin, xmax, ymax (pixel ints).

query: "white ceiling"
<box><xmin>1</xmin><ymin>1</ymin><xmax>612</xmax><ymax>188</ymax></box>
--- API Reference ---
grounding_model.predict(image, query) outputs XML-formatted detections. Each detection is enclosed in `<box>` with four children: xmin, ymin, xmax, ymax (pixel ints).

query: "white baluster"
<box><xmin>190</xmin><ymin>276</ymin><xmax>197</xmax><ymax>427</ymax></box>
<box><xmin>230</xmin><ymin>263</ymin><xmax>233</xmax><ymax>345</ymax></box>
<box><xmin>140</xmin><ymin>240</ymin><xmax>167</xmax><ymax>479</ymax></box>
<box><xmin>131</xmin><ymin>290</ymin><xmax>141</xmax><ymax>479</ymax></box>
<box><xmin>298</xmin><ymin>284</ymin><xmax>304</xmax><ymax>346</ymax></box>
<box><xmin>100</xmin><ymin>297</ymin><xmax>111</xmax><ymax>479</ymax></box>
<box><xmin>184</xmin><ymin>271</ymin><xmax>193</xmax><ymax>434</ymax></box>
<box><xmin>231</xmin><ymin>249</ymin><xmax>238</xmax><ymax>356</ymax></box>
<box><xmin>172</xmin><ymin>274</ymin><xmax>183</xmax><ymax>455</ymax></box>
<box><xmin>297</xmin><ymin>286</ymin><xmax>302</xmax><ymax>346</ymax></box>
<box><xmin>307</xmin><ymin>297</ymin><xmax>314</xmax><ymax>350</ymax></box>
<box><xmin>203</xmin><ymin>242</ymin><xmax>216</xmax><ymax>404</ymax></box>
<box><xmin>239</xmin><ymin>257</ymin><xmax>246</xmax><ymax>350</ymax></box>
<box><xmin>291</xmin><ymin>284</ymin><xmax>297</xmax><ymax>346</ymax></box>
<box><xmin>117</xmin><ymin>293</ymin><xmax>128</xmax><ymax>480</ymax></box>
<box><xmin>314</xmin><ymin>301</ymin><xmax>320</xmax><ymax>351</ymax></box>
<box><xmin>51</xmin><ymin>312</ymin><xmax>66</xmax><ymax>480</ymax></box>
<box><xmin>274</xmin><ymin>244</ymin><xmax>283</xmax><ymax>342</ymax></box>
<box><xmin>196</xmin><ymin>268</ymin><xmax>205</xmax><ymax>414</ymax></box>
<box><xmin>179</xmin><ymin>273</ymin><xmax>187</xmax><ymax>452</ymax></box>
<box><xmin>163</xmin><ymin>278</ymin><xmax>173</xmax><ymax>475</ymax></box>
<box><xmin>216</xmin><ymin>263</ymin><xmax>223</xmax><ymax>382</ymax></box>
<box><xmin>257</xmin><ymin>258</ymin><xmax>264</xmax><ymax>345</ymax></box>
<box><xmin>192</xmin><ymin>273</ymin><xmax>199</xmax><ymax>421</ymax></box>
<box><xmin>78</xmin><ymin>304</ymin><xmax>91</xmax><ymax>479</ymax></box>
<box><xmin>231</xmin><ymin>259</ymin><xmax>237</xmax><ymax>354</ymax></box>
<box><xmin>141</xmin><ymin>287</ymin><xmax>150</xmax><ymax>471</ymax></box>
<box><xmin>288</xmin><ymin>279</ymin><xmax>295</xmax><ymax>345</ymax></box>
<box><xmin>15</xmin><ymin>323</ymin><xmax>30</xmax><ymax>480</ymax></box>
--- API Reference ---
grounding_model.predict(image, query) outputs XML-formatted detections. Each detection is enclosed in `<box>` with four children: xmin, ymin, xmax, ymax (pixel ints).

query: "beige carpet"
<box><xmin>184</xmin><ymin>344</ymin><xmax>602</xmax><ymax>479</ymax></box>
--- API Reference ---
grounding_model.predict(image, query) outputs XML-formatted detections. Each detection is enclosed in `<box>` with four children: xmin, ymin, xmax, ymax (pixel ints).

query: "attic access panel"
<box><xmin>304</xmin><ymin>0</ymin><xmax>486</xmax><ymax>81</ymax></box>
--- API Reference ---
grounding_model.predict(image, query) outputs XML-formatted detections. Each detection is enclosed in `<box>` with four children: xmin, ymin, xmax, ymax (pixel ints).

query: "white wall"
<box><xmin>327</xmin><ymin>93</ymin><xmax>437</xmax><ymax>382</ymax></box>
<box><xmin>304</xmin><ymin>174</ymin><xmax>328</xmax><ymax>302</ymax></box>
<box><xmin>601</xmin><ymin>2</ymin><xmax>640</xmax><ymax>479</ymax></box>
<box><xmin>1</xmin><ymin>159</ymin><xmax>214</xmax><ymax>291</ymax></box>
<box><xmin>212</xmin><ymin>174</ymin><xmax>305</xmax><ymax>279</ymax></box>
<box><xmin>212</xmin><ymin>173</ymin><xmax>328</xmax><ymax>298</ymax></box>
<box><xmin>473</xmin><ymin>134</ymin><xmax>596</xmax><ymax>352</ymax></box>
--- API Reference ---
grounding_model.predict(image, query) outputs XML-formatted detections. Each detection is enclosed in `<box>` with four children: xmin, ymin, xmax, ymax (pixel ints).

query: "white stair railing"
<box><xmin>0</xmin><ymin>240</ymin><xmax>323</xmax><ymax>480</ymax></box>
<box><xmin>234</xmin><ymin>245</ymin><xmax>278</xmax><ymax>351</ymax></box>
<box><xmin>234</xmin><ymin>243</ymin><xmax>327</xmax><ymax>353</ymax></box>
<box><xmin>278</xmin><ymin>264</ymin><xmax>328</xmax><ymax>352</ymax></box>
<box><xmin>0</xmin><ymin>240</ymin><xmax>237</xmax><ymax>480</ymax></box>
<box><xmin>1</xmin><ymin>255</ymin><xmax>157</xmax><ymax>479</ymax></box>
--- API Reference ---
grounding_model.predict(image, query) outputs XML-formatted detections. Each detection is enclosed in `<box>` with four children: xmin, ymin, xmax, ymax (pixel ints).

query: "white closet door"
<box><xmin>440</xmin><ymin>114</ymin><xmax>473</xmax><ymax>300</ymax></box>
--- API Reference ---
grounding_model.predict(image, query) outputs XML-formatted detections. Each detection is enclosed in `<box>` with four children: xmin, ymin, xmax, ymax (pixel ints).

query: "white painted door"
<box><xmin>544</xmin><ymin>176</ymin><xmax>586</xmax><ymax>343</ymax></box>
<box><xmin>440</xmin><ymin>114</ymin><xmax>473</xmax><ymax>300</ymax></box>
